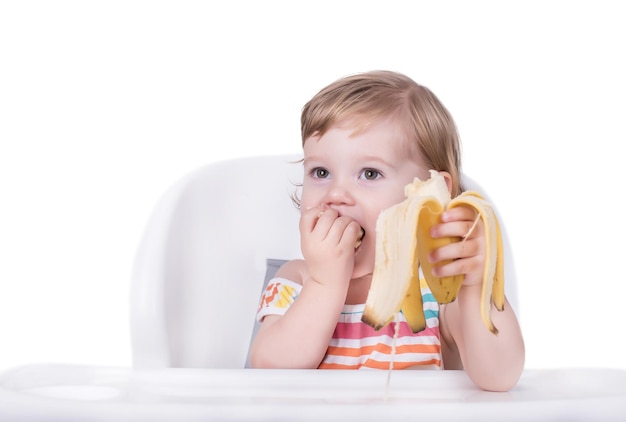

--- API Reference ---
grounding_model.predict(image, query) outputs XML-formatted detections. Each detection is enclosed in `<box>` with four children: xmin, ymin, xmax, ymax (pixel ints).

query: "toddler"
<box><xmin>249</xmin><ymin>70</ymin><xmax>525</xmax><ymax>392</ymax></box>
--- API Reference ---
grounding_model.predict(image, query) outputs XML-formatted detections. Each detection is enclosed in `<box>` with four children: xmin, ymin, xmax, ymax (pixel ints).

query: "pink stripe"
<box><xmin>333</xmin><ymin>321</ymin><xmax>439</xmax><ymax>340</ymax></box>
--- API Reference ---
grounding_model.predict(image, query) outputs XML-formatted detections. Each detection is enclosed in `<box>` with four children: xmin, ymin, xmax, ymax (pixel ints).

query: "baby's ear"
<box><xmin>438</xmin><ymin>171</ymin><xmax>453</xmax><ymax>195</ymax></box>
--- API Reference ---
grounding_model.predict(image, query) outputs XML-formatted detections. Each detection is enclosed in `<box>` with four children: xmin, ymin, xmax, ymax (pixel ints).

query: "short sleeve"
<box><xmin>256</xmin><ymin>277</ymin><xmax>302</xmax><ymax>322</ymax></box>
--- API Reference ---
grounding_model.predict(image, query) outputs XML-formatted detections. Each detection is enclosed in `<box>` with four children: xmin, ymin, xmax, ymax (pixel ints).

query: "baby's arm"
<box><xmin>431</xmin><ymin>206</ymin><xmax>525</xmax><ymax>391</ymax></box>
<box><xmin>248</xmin><ymin>206</ymin><xmax>361</xmax><ymax>368</ymax></box>
<box><xmin>248</xmin><ymin>259</ymin><xmax>348</xmax><ymax>368</ymax></box>
<box><xmin>441</xmin><ymin>291</ymin><xmax>525</xmax><ymax>391</ymax></box>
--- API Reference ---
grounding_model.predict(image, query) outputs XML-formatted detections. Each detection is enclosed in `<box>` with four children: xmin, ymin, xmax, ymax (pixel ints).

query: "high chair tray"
<box><xmin>1</xmin><ymin>364</ymin><xmax>625</xmax><ymax>421</ymax></box>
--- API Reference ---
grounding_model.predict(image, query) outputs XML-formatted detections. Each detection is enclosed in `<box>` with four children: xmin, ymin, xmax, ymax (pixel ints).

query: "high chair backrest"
<box><xmin>130</xmin><ymin>154</ymin><xmax>519</xmax><ymax>369</ymax></box>
<box><xmin>131</xmin><ymin>154</ymin><xmax>303</xmax><ymax>368</ymax></box>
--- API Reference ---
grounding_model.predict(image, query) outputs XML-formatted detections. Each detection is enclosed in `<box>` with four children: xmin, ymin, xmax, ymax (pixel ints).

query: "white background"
<box><xmin>1</xmin><ymin>1</ymin><xmax>624</xmax><ymax>372</ymax></box>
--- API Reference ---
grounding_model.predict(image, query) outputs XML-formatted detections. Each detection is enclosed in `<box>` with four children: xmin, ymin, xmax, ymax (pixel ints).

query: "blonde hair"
<box><xmin>301</xmin><ymin>70</ymin><xmax>464</xmax><ymax>196</ymax></box>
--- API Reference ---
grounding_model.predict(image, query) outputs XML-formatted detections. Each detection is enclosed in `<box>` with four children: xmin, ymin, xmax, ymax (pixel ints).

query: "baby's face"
<box><xmin>301</xmin><ymin>118</ymin><xmax>429</xmax><ymax>279</ymax></box>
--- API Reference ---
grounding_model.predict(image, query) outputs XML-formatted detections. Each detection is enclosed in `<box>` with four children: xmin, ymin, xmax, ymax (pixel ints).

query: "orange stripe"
<box><xmin>362</xmin><ymin>358</ymin><xmax>441</xmax><ymax>370</ymax></box>
<box><xmin>326</xmin><ymin>342</ymin><xmax>441</xmax><ymax>358</ymax></box>
<box><xmin>259</xmin><ymin>283</ymin><xmax>279</xmax><ymax>309</ymax></box>
<box><xmin>318</xmin><ymin>358</ymin><xmax>441</xmax><ymax>370</ymax></box>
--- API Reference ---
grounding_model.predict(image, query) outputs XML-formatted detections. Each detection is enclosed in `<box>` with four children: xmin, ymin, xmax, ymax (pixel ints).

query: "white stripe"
<box><xmin>423</xmin><ymin>301</ymin><xmax>439</xmax><ymax>311</ymax></box>
<box><xmin>338</xmin><ymin>313</ymin><xmax>439</xmax><ymax>328</ymax></box>
<box><xmin>328</xmin><ymin>333</ymin><xmax>440</xmax><ymax>349</ymax></box>
<box><xmin>358</xmin><ymin>363</ymin><xmax>441</xmax><ymax>370</ymax></box>
<box><xmin>322</xmin><ymin>355</ymin><xmax>366</xmax><ymax>367</ymax></box>
<box><xmin>368</xmin><ymin>351</ymin><xmax>440</xmax><ymax>363</ymax></box>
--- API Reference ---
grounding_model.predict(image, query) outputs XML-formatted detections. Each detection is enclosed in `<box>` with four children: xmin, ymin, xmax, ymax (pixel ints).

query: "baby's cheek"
<box><xmin>299</xmin><ymin>188</ymin><xmax>324</xmax><ymax>212</ymax></box>
<box><xmin>299</xmin><ymin>198</ymin><xmax>316</xmax><ymax>212</ymax></box>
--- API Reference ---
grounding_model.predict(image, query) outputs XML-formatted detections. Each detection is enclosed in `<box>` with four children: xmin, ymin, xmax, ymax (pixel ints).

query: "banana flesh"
<box><xmin>361</xmin><ymin>170</ymin><xmax>505</xmax><ymax>335</ymax></box>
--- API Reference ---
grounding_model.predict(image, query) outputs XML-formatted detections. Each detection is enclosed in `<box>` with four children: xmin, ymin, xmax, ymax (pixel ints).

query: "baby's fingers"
<box><xmin>300</xmin><ymin>205</ymin><xmax>335</xmax><ymax>236</ymax></box>
<box><xmin>430</xmin><ymin>255</ymin><xmax>480</xmax><ymax>279</ymax></box>
<box><xmin>300</xmin><ymin>205</ymin><xmax>322</xmax><ymax>233</ymax></box>
<box><xmin>428</xmin><ymin>237</ymin><xmax>479</xmax><ymax>263</ymax></box>
<box><xmin>441</xmin><ymin>206</ymin><xmax>475</xmax><ymax>223</ymax></box>
<box><xmin>432</xmin><ymin>209</ymin><xmax>482</xmax><ymax>240</ymax></box>
<box><xmin>337</xmin><ymin>220</ymin><xmax>362</xmax><ymax>249</ymax></box>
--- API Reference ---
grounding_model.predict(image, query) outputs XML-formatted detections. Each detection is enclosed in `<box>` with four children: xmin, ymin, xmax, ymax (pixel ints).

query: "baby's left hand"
<box><xmin>427</xmin><ymin>205</ymin><xmax>485</xmax><ymax>287</ymax></box>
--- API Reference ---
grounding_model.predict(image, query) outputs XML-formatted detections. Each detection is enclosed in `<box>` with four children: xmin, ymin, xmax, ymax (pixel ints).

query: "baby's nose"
<box><xmin>323</xmin><ymin>180</ymin><xmax>355</xmax><ymax>206</ymax></box>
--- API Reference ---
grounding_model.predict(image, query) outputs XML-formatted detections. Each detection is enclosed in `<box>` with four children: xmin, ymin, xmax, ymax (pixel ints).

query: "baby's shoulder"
<box><xmin>274</xmin><ymin>259</ymin><xmax>307</xmax><ymax>286</ymax></box>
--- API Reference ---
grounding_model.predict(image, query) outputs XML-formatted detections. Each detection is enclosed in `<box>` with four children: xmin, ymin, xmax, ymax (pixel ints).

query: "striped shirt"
<box><xmin>256</xmin><ymin>277</ymin><xmax>442</xmax><ymax>370</ymax></box>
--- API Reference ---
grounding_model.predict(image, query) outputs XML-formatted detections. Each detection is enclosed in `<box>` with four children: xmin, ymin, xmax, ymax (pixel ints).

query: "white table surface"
<box><xmin>0</xmin><ymin>364</ymin><xmax>625</xmax><ymax>421</ymax></box>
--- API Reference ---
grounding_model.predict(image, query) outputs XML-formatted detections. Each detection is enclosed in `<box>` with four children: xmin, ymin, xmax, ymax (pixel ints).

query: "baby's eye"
<box><xmin>361</xmin><ymin>168</ymin><xmax>382</xmax><ymax>180</ymax></box>
<box><xmin>312</xmin><ymin>167</ymin><xmax>330</xmax><ymax>179</ymax></box>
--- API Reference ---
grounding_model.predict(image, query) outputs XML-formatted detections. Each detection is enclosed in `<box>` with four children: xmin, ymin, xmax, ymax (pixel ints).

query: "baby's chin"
<box><xmin>351</xmin><ymin>261</ymin><xmax>374</xmax><ymax>281</ymax></box>
<box><xmin>352</xmin><ymin>245</ymin><xmax>375</xmax><ymax>278</ymax></box>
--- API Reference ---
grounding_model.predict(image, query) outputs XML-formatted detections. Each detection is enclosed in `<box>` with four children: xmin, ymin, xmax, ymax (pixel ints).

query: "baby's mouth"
<box><xmin>354</xmin><ymin>226</ymin><xmax>366</xmax><ymax>249</ymax></box>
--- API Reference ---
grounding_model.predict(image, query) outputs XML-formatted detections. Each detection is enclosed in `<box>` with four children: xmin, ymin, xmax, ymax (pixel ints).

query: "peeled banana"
<box><xmin>361</xmin><ymin>170</ymin><xmax>505</xmax><ymax>335</ymax></box>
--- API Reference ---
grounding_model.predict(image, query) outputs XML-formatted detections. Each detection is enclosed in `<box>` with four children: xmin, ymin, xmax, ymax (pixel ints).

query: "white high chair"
<box><xmin>130</xmin><ymin>153</ymin><xmax>304</xmax><ymax>369</ymax></box>
<box><xmin>130</xmin><ymin>154</ymin><xmax>522</xmax><ymax>370</ymax></box>
<box><xmin>1</xmin><ymin>154</ymin><xmax>625</xmax><ymax>422</ymax></box>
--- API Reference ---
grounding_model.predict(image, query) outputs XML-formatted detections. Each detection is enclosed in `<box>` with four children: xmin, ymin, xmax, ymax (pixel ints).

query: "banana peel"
<box><xmin>361</xmin><ymin>170</ymin><xmax>505</xmax><ymax>335</ymax></box>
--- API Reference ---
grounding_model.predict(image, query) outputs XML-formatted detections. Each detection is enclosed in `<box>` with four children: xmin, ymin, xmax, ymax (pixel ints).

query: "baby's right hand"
<box><xmin>299</xmin><ymin>206</ymin><xmax>361</xmax><ymax>288</ymax></box>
